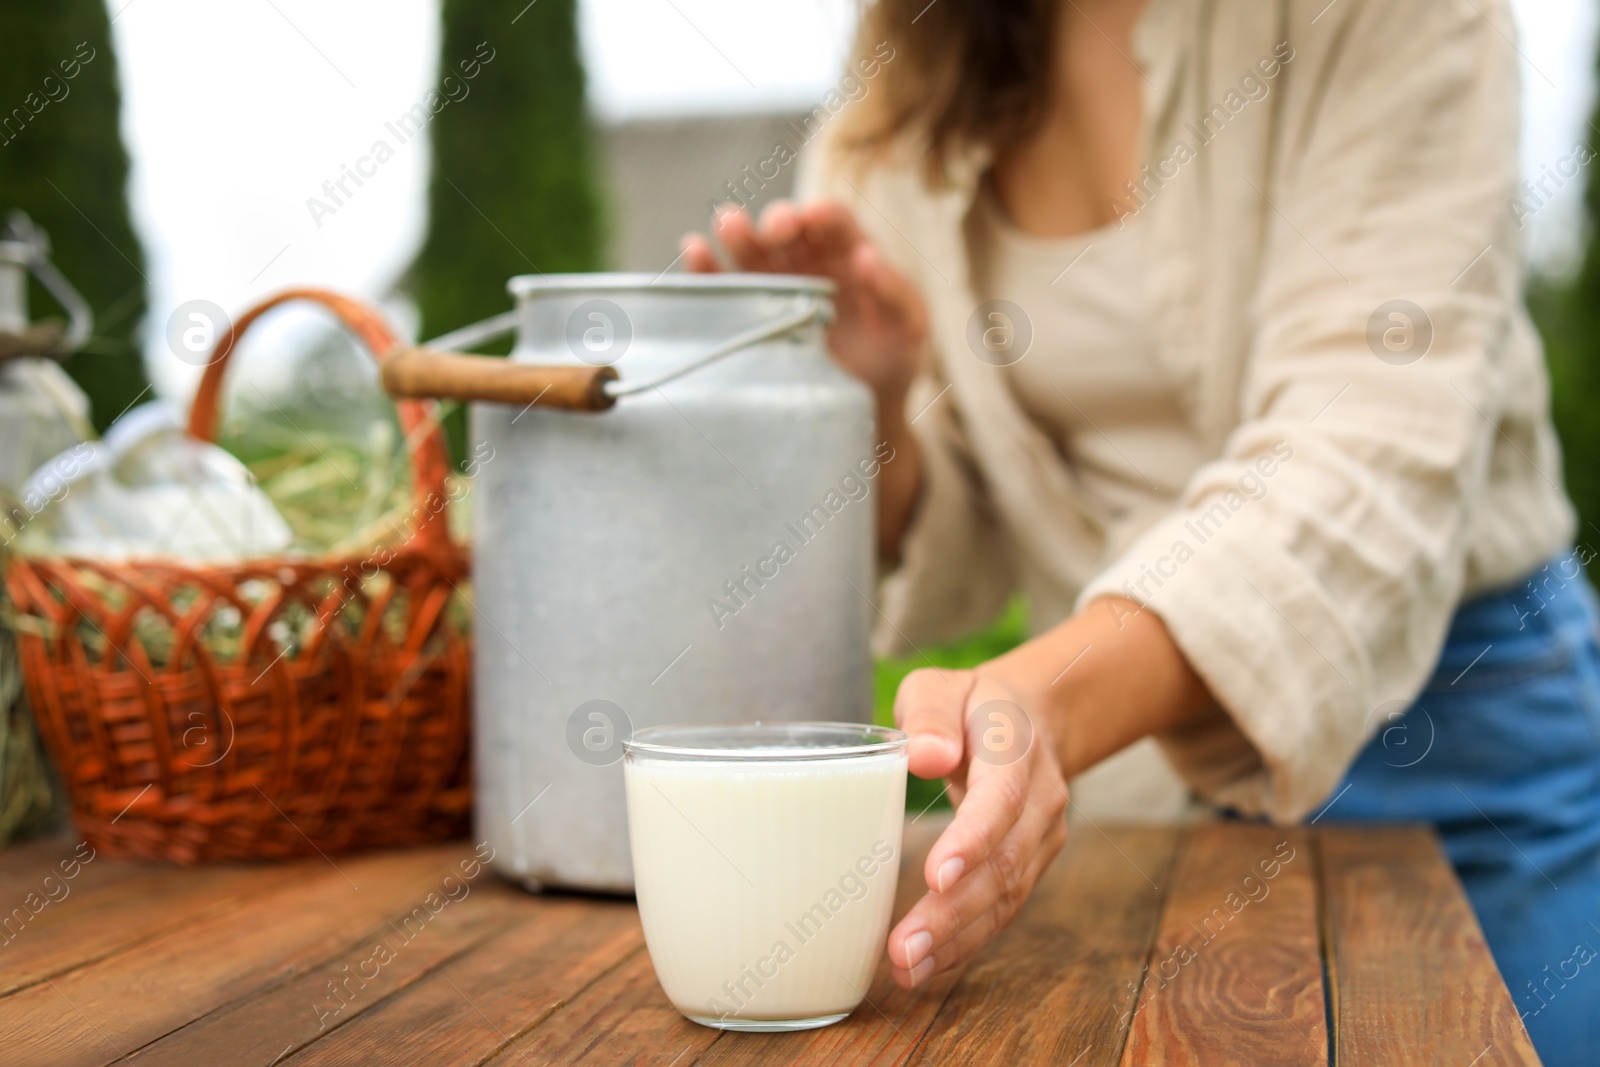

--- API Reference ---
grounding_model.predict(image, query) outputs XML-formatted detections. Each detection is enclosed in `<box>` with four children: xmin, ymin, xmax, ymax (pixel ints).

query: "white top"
<box><xmin>973</xmin><ymin>184</ymin><xmax>1204</xmax><ymax>526</ymax></box>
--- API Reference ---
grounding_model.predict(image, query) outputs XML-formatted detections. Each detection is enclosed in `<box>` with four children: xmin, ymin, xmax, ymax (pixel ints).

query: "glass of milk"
<box><xmin>623</xmin><ymin>721</ymin><xmax>908</xmax><ymax>1032</ymax></box>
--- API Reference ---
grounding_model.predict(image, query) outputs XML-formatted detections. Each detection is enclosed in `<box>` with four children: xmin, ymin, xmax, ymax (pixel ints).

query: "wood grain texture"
<box><xmin>0</xmin><ymin>834</ymin><xmax>140</xmax><ymax>901</ymax></box>
<box><xmin>1</xmin><ymin>844</ymin><xmax>487</xmax><ymax>1067</ymax></box>
<box><xmin>482</xmin><ymin>948</ymin><xmax>720</xmax><ymax>1067</ymax></box>
<box><xmin>1122</xmin><ymin>825</ymin><xmax>1326</xmax><ymax>1066</ymax></box>
<box><xmin>912</xmin><ymin>824</ymin><xmax>1180</xmax><ymax>1067</ymax></box>
<box><xmin>1</xmin><ymin>857</ymin><xmax>307</xmax><ymax>997</ymax></box>
<box><xmin>133</xmin><ymin>880</ymin><xmax>528</xmax><ymax>1067</ymax></box>
<box><xmin>0</xmin><ymin>821</ymin><xmax>1541</xmax><ymax>1066</ymax></box>
<box><xmin>1318</xmin><ymin>826</ymin><xmax>1542</xmax><ymax>1067</ymax></box>
<box><xmin>290</xmin><ymin>896</ymin><xmax>642</xmax><ymax>1066</ymax></box>
<box><xmin>381</xmin><ymin>349</ymin><xmax>618</xmax><ymax>411</ymax></box>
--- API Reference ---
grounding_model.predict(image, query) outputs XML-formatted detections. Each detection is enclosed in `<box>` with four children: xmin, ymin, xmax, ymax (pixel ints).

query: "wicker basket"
<box><xmin>3</xmin><ymin>289</ymin><xmax>472</xmax><ymax>862</ymax></box>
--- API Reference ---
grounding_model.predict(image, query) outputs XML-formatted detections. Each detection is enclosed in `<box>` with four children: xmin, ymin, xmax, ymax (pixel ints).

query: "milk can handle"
<box><xmin>0</xmin><ymin>211</ymin><xmax>94</xmax><ymax>358</ymax></box>
<box><xmin>380</xmin><ymin>301</ymin><xmax>827</xmax><ymax>413</ymax></box>
<box><xmin>382</xmin><ymin>351</ymin><xmax>618</xmax><ymax>412</ymax></box>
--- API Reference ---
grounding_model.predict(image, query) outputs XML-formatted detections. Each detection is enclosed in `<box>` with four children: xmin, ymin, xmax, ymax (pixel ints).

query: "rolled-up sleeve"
<box><xmin>1078</xmin><ymin>0</ymin><xmax>1564</xmax><ymax>821</ymax></box>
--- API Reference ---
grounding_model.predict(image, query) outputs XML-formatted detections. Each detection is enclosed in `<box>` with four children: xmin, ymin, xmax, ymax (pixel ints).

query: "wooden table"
<box><xmin>2</xmin><ymin>818</ymin><xmax>1540</xmax><ymax>1066</ymax></box>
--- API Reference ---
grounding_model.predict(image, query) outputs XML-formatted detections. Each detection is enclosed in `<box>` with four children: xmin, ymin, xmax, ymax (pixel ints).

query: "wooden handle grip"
<box><xmin>381</xmin><ymin>348</ymin><xmax>618</xmax><ymax>412</ymax></box>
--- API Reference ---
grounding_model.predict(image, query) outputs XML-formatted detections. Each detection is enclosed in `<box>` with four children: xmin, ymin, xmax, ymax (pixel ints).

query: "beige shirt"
<box><xmin>980</xmin><ymin>187</ymin><xmax>1216</xmax><ymax>821</ymax></box>
<box><xmin>798</xmin><ymin>0</ymin><xmax>1575</xmax><ymax>823</ymax></box>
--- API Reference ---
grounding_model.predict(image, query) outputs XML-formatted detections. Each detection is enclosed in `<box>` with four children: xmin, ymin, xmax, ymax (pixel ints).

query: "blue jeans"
<box><xmin>1328</xmin><ymin>554</ymin><xmax>1600</xmax><ymax>1067</ymax></box>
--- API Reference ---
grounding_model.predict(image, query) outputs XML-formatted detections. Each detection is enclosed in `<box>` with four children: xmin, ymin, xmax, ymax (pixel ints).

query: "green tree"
<box><xmin>1529</xmin><ymin>279</ymin><xmax>1600</xmax><ymax>560</ymax></box>
<box><xmin>0</xmin><ymin>0</ymin><xmax>148</xmax><ymax>432</ymax></box>
<box><xmin>408</xmin><ymin>0</ymin><xmax>605</xmax><ymax>462</ymax></box>
<box><xmin>1526</xmin><ymin>37</ymin><xmax>1600</xmax><ymax>564</ymax></box>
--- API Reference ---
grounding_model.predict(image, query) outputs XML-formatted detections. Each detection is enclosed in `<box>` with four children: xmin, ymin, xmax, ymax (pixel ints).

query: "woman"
<box><xmin>683</xmin><ymin>0</ymin><xmax>1600</xmax><ymax>1061</ymax></box>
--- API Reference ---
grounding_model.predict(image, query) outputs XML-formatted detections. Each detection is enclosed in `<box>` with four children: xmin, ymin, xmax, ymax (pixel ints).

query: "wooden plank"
<box><xmin>482</xmin><ymin>948</ymin><xmax>722</xmax><ymax>1067</ymax></box>
<box><xmin>131</xmin><ymin>879</ymin><xmax>530</xmax><ymax>1067</ymax></box>
<box><xmin>16</xmin><ymin>817</ymin><xmax>1542</xmax><ymax>1064</ymax></box>
<box><xmin>0</xmin><ymin>843</ymin><xmax>486</xmax><ymax>1067</ymax></box>
<box><xmin>694</xmin><ymin>815</ymin><xmax>962</xmax><ymax>1067</ymax></box>
<box><xmin>1</xmin><ymin>861</ymin><xmax>309</xmax><ymax>996</ymax></box>
<box><xmin>0</xmin><ymin>833</ymin><xmax>133</xmax><ymax>901</ymax></box>
<box><xmin>286</xmin><ymin>896</ymin><xmax>643</xmax><ymax>1065</ymax></box>
<box><xmin>911</xmin><ymin>823</ymin><xmax>1181</xmax><ymax>1067</ymax></box>
<box><xmin>1318</xmin><ymin>826</ymin><xmax>1541</xmax><ymax>1067</ymax></box>
<box><xmin>0</xmin><ymin>833</ymin><xmax>167</xmax><ymax>951</ymax></box>
<box><xmin>1121</xmin><ymin>825</ymin><xmax>1325</xmax><ymax>1066</ymax></box>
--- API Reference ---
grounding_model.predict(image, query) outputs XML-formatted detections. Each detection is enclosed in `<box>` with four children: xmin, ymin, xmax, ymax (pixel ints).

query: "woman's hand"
<box><xmin>886</xmin><ymin>667</ymin><xmax>1069</xmax><ymax>988</ymax></box>
<box><xmin>681</xmin><ymin>200</ymin><xmax>926</xmax><ymax>410</ymax></box>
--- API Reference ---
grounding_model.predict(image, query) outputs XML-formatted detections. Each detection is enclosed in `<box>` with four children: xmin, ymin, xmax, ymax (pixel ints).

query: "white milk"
<box><xmin>624</xmin><ymin>751</ymin><xmax>906</xmax><ymax>1027</ymax></box>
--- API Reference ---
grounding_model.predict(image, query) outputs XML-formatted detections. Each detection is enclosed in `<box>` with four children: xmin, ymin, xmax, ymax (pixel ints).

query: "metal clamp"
<box><xmin>0</xmin><ymin>212</ymin><xmax>95</xmax><ymax>360</ymax></box>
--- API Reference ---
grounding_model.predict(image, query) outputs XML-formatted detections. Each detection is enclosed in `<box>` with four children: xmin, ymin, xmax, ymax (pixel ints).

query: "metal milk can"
<box><xmin>384</xmin><ymin>274</ymin><xmax>877</xmax><ymax>893</ymax></box>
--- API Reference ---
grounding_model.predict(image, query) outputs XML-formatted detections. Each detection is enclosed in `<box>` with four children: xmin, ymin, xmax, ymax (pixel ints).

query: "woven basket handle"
<box><xmin>185</xmin><ymin>287</ymin><xmax>455</xmax><ymax>555</ymax></box>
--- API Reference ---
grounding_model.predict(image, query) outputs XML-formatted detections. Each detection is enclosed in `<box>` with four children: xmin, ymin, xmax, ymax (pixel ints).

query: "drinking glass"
<box><xmin>623</xmin><ymin>721</ymin><xmax>908</xmax><ymax>1031</ymax></box>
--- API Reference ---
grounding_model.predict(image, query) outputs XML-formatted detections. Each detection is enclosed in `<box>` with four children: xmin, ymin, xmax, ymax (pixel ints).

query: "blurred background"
<box><xmin>3</xmin><ymin>0</ymin><xmax>1600</xmax><ymax>820</ymax></box>
<box><xmin>3</xmin><ymin>1</ymin><xmax>1594</xmax><ymax>406</ymax></box>
<box><xmin>8</xmin><ymin>0</ymin><xmax>1588</xmax><ymax>393</ymax></box>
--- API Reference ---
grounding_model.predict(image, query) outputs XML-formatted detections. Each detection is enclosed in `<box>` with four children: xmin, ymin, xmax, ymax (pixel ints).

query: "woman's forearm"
<box><xmin>875</xmin><ymin>393</ymin><xmax>923</xmax><ymax>564</ymax></box>
<box><xmin>980</xmin><ymin>596</ymin><xmax>1214</xmax><ymax>779</ymax></box>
